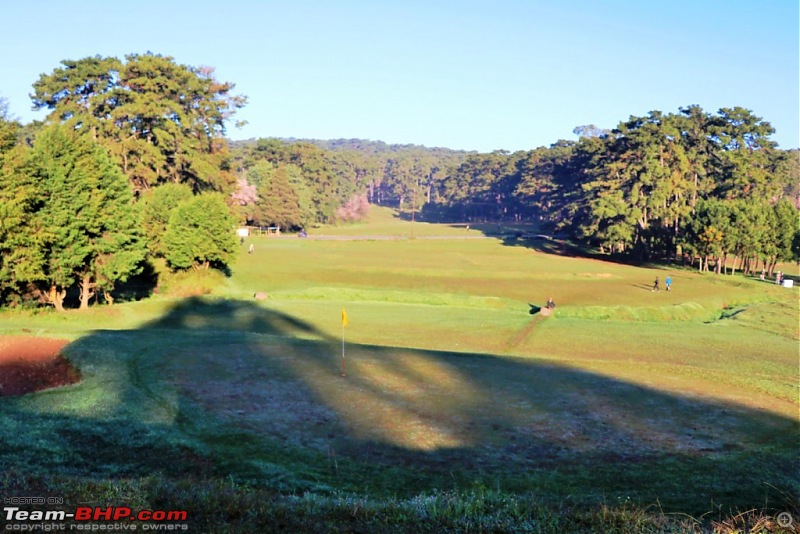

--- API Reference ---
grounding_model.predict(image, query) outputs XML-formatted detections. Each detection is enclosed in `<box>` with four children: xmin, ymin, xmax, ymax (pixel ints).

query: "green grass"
<box><xmin>309</xmin><ymin>205</ymin><xmax>484</xmax><ymax>237</ymax></box>
<box><xmin>1</xmin><ymin>206</ymin><xmax>798</xmax><ymax>532</ymax></box>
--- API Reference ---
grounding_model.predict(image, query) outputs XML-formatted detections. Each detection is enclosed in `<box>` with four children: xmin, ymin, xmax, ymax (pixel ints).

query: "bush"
<box><xmin>163</xmin><ymin>193</ymin><xmax>238</xmax><ymax>271</ymax></box>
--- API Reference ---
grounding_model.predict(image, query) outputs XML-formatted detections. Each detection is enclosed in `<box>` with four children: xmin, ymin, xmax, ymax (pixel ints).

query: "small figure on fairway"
<box><xmin>652</xmin><ymin>276</ymin><xmax>660</xmax><ymax>292</ymax></box>
<box><xmin>249</xmin><ymin>243</ymin><xmax>254</xmax><ymax>254</ymax></box>
<box><xmin>760</xmin><ymin>268</ymin><xmax>766</xmax><ymax>281</ymax></box>
<box><xmin>546</xmin><ymin>297</ymin><xmax>556</xmax><ymax>309</ymax></box>
<box><xmin>665</xmin><ymin>275</ymin><xmax>672</xmax><ymax>292</ymax></box>
<box><xmin>775</xmin><ymin>271</ymin><xmax>782</xmax><ymax>285</ymax></box>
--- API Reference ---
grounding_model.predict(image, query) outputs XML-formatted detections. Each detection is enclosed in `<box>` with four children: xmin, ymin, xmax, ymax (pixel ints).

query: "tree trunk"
<box><xmin>722</xmin><ymin>253</ymin><xmax>728</xmax><ymax>275</ymax></box>
<box><xmin>79</xmin><ymin>274</ymin><xmax>95</xmax><ymax>310</ymax></box>
<box><xmin>49</xmin><ymin>285</ymin><xmax>66</xmax><ymax>312</ymax></box>
<box><xmin>730</xmin><ymin>255</ymin><xmax>738</xmax><ymax>275</ymax></box>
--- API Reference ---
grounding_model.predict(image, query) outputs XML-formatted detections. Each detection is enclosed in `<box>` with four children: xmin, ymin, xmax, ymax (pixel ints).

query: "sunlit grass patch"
<box><xmin>271</xmin><ymin>286</ymin><xmax>517</xmax><ymax>310</ymax></box>
<box><xmin>720</xmin><ymin>300</ymin><xmax>800</xmax><ymax>340</ymax></box>
<box><xmin>555</xmin><ymin>301</ymin><xmax>714</xmax><ymax>321</ymax></box>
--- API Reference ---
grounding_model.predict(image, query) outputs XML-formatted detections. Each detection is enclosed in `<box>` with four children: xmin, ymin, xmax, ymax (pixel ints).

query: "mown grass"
<box><xmin>1</xmin><ymin>207</ymin><xmax>797</xmax><ymax>532</ymax></box>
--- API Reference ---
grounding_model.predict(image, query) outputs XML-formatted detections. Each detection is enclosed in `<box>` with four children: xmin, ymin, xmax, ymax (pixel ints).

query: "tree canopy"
<box><xmin>31</xmin><ymin>53</ymin><xmax>246</xmax><ymax>194</ymax></box>
<box><xmin>163</xmin><ymin>193</ymin><xmax>238</xmax><ymax>271</ymax></box>
<box><xmin>0</xmin><ymin>125</ymin><xmax>146</xmax><ymax>310</ymax></box>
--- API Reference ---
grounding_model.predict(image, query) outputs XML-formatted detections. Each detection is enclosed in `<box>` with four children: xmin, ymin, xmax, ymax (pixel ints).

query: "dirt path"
<box><xmin>0</xmin><ymin>336</ymin><xmax>79</xmax><ymax>397</ymax></box>
<box><xmin>505</xmin><ymin>313</ymin><xmax>548</xmax><ymax>351</ymax></box>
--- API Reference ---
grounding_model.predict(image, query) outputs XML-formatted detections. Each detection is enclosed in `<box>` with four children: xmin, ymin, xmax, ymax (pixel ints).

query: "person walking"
<box><xmin>665</xmin><ymin>275</ymin><xmax>672</xmax><ymax>292</ymax></box>
<box><xmin>652</xmin><ymin>276</ymin><xmax>660</xmax><ymax>292</ymax></box>
<box><xmin>249</xmin><ymin>243</ymin><xmax>254</xmax><ymax>254</ymax></box>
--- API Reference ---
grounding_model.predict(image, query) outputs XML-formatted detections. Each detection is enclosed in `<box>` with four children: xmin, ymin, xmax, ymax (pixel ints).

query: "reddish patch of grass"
<box><xmin>0</xmin><ymin>337</ymin><xmax>80</xmax><ymax>397</ymax></box>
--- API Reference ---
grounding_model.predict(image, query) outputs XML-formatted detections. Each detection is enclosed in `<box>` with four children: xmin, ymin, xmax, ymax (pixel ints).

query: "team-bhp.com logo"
<box><xmin>4</xmin><ymin>505</ymin><xmax>188</xmax><ymax>530</ymax></box>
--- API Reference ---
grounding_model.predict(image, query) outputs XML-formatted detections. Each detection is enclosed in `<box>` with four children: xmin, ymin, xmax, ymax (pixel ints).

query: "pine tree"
<box><xmin>31</xmin><ymin>53</ymin><xmax>246</xmax><ymax>193</ymax></box>
<box><xmin>253</xmin><ymin>164</ymin><xmax>304</xmax><ymax>230</ymax></box>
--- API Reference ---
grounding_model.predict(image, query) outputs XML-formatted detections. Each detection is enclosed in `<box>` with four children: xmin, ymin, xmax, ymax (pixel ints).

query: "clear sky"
<box><xmin>1</xmin><ymin>0</ymin><xmax>798</xmax><ymax>152</ymax></box>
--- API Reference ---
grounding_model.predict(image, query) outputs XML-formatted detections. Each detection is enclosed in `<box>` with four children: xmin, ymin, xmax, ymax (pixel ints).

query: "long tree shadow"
<box><xmin>496</xmin><ymin>233</ymin><xmax>678</xmax><ymax>269</ymax></box>
<box><xmin>457</xmin><ymin>222</ymin><xmax>682</xmax><ymax>269</ymax></box>
<box><xmin>3</xmin><ymin>297</ymin><xmax>797</xmax><ymax>517</ymax></box>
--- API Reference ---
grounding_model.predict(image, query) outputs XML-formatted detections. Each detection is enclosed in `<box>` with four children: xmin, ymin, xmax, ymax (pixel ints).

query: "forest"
<box><xmin>1</xmin><ymin>53</ymin><xmax>798</xmax><ymax>310</ymax></box>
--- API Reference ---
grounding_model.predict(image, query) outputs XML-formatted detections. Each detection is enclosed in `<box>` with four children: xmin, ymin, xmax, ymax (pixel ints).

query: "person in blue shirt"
<box><xmin>665</xmin><ymin>275</ymin><xmax>672</xmax><ymax>292</ymax></box>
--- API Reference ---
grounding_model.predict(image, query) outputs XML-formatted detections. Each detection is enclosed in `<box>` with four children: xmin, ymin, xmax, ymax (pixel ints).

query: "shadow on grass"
<box><xmin>389</xmin><ymin>208</ymin><xmax>680</xmax><ymax>272</ymax></box>
<box><xmin>2</xmin><ymin>297</ymin><xmax>797</xmax><ymax>518</ymax></box>
<box><xmin>632</xmin><ymin>283</ymin><xmax>657</xmax><ymax>291</ymax></box>
<box><xmin>453</xmin><ymin>220</ymin><xmax>683</xmax><ymax>271</ymax></box>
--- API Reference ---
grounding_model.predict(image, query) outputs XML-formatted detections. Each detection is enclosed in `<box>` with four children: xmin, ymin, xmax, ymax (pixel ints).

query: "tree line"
<box><xmin>549</xmin><ymin>108</ymin><xmax>799</xmax><ymax>274</ymax></box>
<box><xmin>1</xmin><ymin>52</ymin><xmax>797</xmax><ymax>310</ymax></box>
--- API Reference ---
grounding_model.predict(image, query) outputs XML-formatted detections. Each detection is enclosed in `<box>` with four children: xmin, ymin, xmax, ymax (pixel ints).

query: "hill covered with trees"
<box><xmin>232</xmin><ymin>107</ymin><xmax>799</xmax><ymax>273</ymax></box>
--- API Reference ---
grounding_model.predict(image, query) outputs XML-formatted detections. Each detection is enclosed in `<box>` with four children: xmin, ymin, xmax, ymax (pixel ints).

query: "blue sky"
<box><xmin>1</xmin><ymin>0</ymin><xmax>798</xmax><ymax>152</ymax></box>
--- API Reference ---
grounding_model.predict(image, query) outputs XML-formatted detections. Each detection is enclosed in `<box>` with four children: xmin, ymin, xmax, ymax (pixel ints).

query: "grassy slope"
<box><xmin>231</xmin><ymin>212</ymin><xmax>798</xmax><ymax>417</ymax></box>
<box><xmin>1</xmin><ymin>207</ymin><xmax>797</xmax><ymax>530</ymax></box>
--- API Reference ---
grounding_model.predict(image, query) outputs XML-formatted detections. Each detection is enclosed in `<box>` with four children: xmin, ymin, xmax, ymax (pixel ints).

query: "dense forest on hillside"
<box><xmin>232</xmin><ymin>108</ymin><xmax>799</xmax><ymax>272</ymax></box>
<box><xmin>0</xmin><ymin>53</ymin><xmax>798</xmax><ymax>309</ymax></box>
<box><xmin>229</xmin><ymin>137</ymin><xmax>468</xmax><ymax>226</ymax></box>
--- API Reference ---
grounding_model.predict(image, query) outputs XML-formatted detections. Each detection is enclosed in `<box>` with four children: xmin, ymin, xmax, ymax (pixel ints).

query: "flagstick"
<box><xmin>341</xmin><ymin>321</ymin><xmax>346</xmax><ymax>377</ymax></box>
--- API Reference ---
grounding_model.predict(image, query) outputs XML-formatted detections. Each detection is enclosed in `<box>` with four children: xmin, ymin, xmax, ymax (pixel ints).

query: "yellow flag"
<box><xmin>342</xmin><ymin>308</ymin><xmax>348</xmax><ymax>327</ymax></box>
